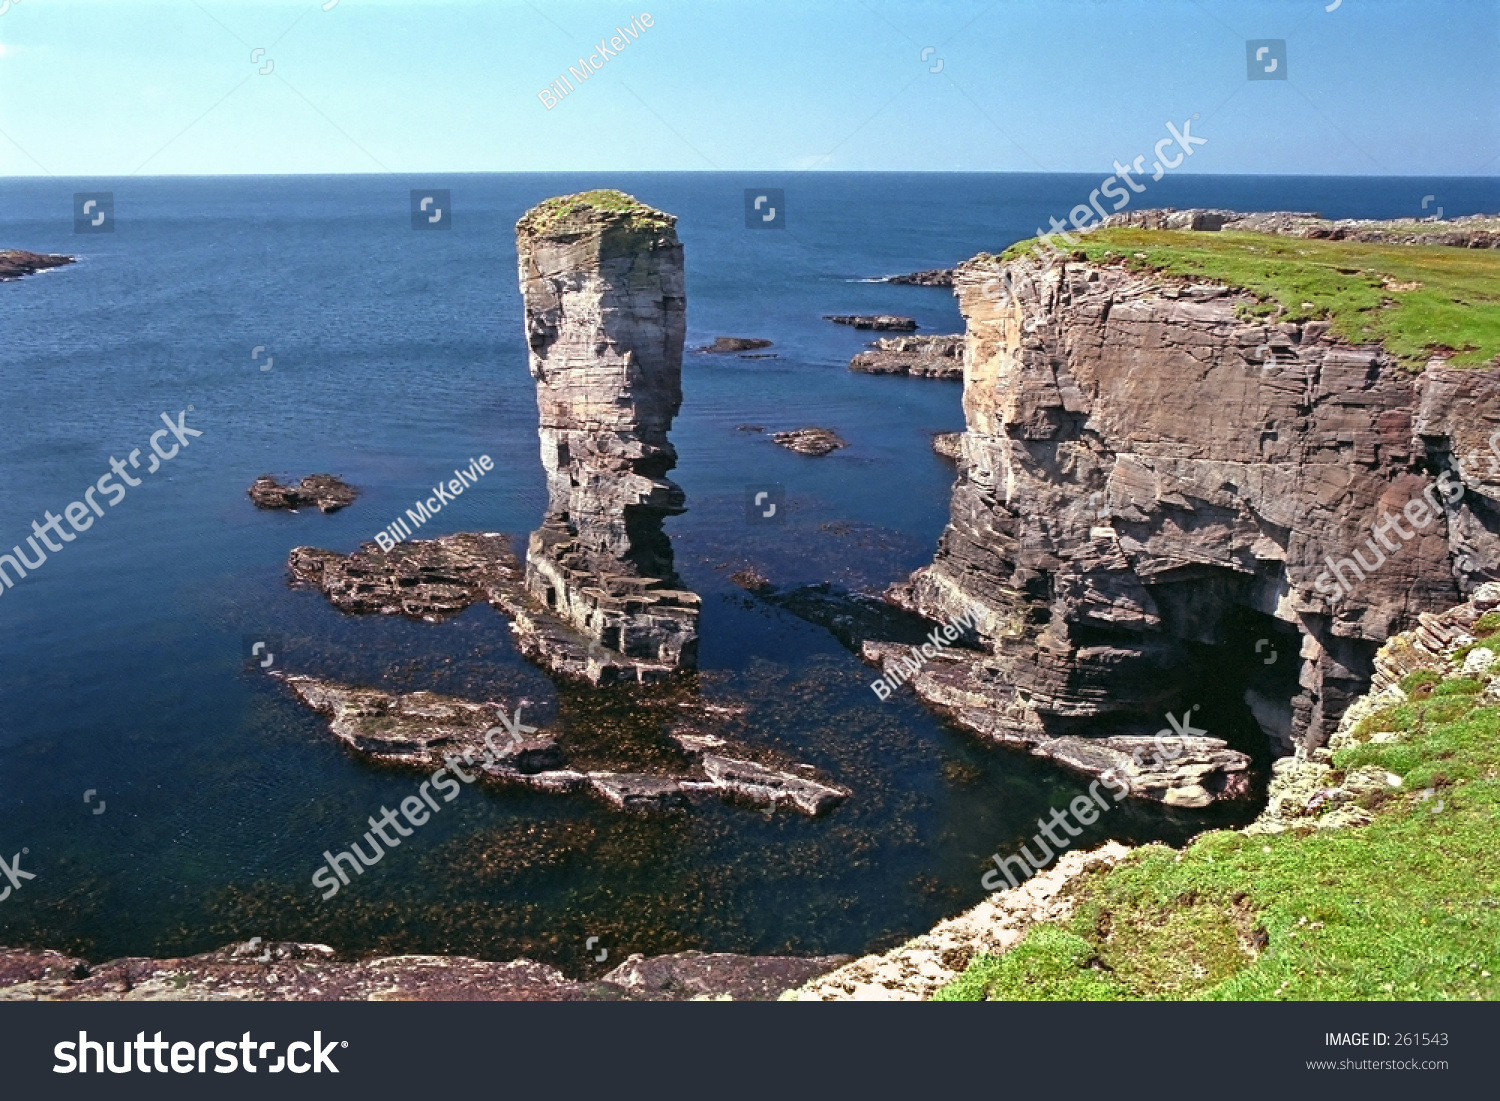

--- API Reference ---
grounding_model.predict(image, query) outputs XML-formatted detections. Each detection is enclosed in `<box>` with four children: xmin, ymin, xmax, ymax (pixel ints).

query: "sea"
<box><xmin>1</xmin><ymin>172</ymin><xmax>1496</xmax><ymax>970</ymax></box>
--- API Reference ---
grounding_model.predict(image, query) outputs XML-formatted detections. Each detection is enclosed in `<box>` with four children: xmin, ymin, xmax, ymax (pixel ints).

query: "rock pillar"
<box><xmin>515</xmin><ymin>190</ymin><xmax>699</xmax><ymax>681</ymax></box>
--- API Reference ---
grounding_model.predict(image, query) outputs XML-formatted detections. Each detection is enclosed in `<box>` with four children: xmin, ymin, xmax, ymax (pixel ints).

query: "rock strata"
<box><xmin>0</xmin><ymin>249</ymin><xmax>74</xmax><ymax>281</ymax></box>
<box><xmin>249</xmin><ymin>474</ymin><xmax>358</xmax><ymax>512</ymax></box>
<box><xmin>884</xmin><ymin>211</ymin><xmax>1500</xmax><ymax>805</ymax></box>
<box><xmin>849</xmin><ymin>334</ymin><xmax>963</xmax><ymax>378</ymax></box>
<box><xmin>0</xmin><ymin>943</ymin><xmax>849</xmax><ymax>1002</ymax></box>
<box><xmin>516</xmin><ymin>191</ymin><xmax>701</xmax><ymax>682</ymax></box>
<box><xmin>824</xmin><ymin>314</ymin><xmax>918</xmax><ymax>331</ymax></box>
<box><xmin>771</xmin><ymin>427</ymin><xmax>848</xmax><ymax>456</ymax></box>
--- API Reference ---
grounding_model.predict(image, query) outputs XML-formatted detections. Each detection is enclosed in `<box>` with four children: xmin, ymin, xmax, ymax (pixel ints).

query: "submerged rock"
<box><xmin>516</xmin><ymin>190</ymin><xmax>701</xmax><ymax>683</ymax></box>
<box><xmin>823</xmin><ymin>314</ymin><xmax>918</xmax><ymax>331</ymax></box>
<box><xmin>249</xmin><ymin>474</ymin><xmax>359</xmax><ymax>513</ymax></box>
<box><xmin>771</xmin><ymin>427</ymin><xmax>848</xmax><ymax>456</ymax></box>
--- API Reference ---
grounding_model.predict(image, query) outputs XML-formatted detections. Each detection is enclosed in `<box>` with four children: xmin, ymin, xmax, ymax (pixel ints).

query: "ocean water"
<box><xmin>0</xmin><ymin>172</ymin><xmax>1495</xmax><ymax>970</ymax></box>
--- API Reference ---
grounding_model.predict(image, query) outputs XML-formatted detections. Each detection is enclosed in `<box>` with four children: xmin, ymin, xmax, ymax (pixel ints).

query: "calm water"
<box><xmin>1</xmin><ymin>173</ymin><xmax>1495</xmax><ymax>970</ymax></box>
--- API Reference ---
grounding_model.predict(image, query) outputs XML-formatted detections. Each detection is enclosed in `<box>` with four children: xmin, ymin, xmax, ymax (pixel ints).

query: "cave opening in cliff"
<box><xmin>1184</xmin><ymin>606</ymin><xmax>1305</xmax><ymax>768</ymax></box>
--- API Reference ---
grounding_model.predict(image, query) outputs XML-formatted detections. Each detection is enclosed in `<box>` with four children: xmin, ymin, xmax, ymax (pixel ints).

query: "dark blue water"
<box><xmin>1</xmin><ymin>173</ymin><xmax>1495</xmax><ymax>969</ymax></box>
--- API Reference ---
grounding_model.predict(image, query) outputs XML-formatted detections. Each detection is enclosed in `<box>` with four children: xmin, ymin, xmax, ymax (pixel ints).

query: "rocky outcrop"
<box><xmin>0</xmin><ymin>943</ymin><xmax>849</xmax><ymax>1002</ymax></box>
<box><xmin>849</xmin><ymin>334</ymin><xmax>963</xmax><ymax>378</ymax></box>
<box><xmin>878</xmin><ymin>268</ymin><xmax>954</xmax><ymax>287</ymax></box>
<box><xmin>696</xmin><ymin>337</ymin><xmax>772</xmax><ymax>353</ymax></box>
<box><xmin>932</xmin><ymin>432</ymin><xmax>963</xmax><ymax>461</ymax></box>
<box><xmin>0</xmin><ymin>250</ymin><xmax>73</xmax><ymax>281</ymax></box>
<box><xmin>1101</xmin><ymin>208</ymin><xmax>1500</xmax><ymax>248</ymax></box>
<box><xmin>281</xmin><ymin>676</ymin><xmax>849</xmax><ymax>818</ymax></box>
<box><xmin>516</xmin><ymin>191</ymin><xmax>700</xmax><ymax>683</ymax></box>
<box><xmin>824</xmin><ymin>314</ymin><xmax>917</xmax><ymax>331</ymax></box>
<box><xmin>771</xmin><ymin>427</ymin><xmax>847</xmax><ymax>456</ymax></box>
<box><xmin>887</xmin><ymin>215</ymin><xmax>1500</xmax><ymax>805</ymax></box>
<box><xmin>249</xmin><ymin>474</ymin><xmax>358</xmax><ymax>512</ymax></box>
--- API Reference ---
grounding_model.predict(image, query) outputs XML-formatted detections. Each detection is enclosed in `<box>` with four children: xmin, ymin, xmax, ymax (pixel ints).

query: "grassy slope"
<box><xmin>937</xmin><ymin>627</ymin><xmax>1500</xmax><ymax>1001</ymax></box>
<box><xmin>995</xmin><ymin>228</ymin><xmax>1500</xmax><ymax>368</ymax></box>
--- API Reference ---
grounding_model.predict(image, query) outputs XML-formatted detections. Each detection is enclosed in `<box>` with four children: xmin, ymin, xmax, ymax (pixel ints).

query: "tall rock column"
<box><xmin>515</xmin><ymin>190</ymin><xmax>699</xmax><ymax>682</ymax></box>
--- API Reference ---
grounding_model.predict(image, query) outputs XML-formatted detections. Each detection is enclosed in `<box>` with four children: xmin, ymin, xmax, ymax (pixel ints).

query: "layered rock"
<box><xmin>281</xmin><ymin>676</ymin><xmax>849</xmax><ymax>818</ymax></box>
<box><xmin>849</xmin><ymin>334</ymin><xmax>963</xmax><ymax>378</ymax></box>
<box><xmin>516</xmin><ymin>192</ymin><xmax>700</xmax><ymax>683</ymax></box>
<box><xmin>891</xmin><ymin>218</ymin><xmax>1500</xmax><ymax>804</ymax></box>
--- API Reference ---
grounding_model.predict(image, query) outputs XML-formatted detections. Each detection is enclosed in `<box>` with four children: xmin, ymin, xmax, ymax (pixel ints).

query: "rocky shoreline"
<box><xmin>0</xmin><ymin>943</ymin><xmax>849</xmax><ymax>1002</ymax></box>
<box><xmin>0</xmin><ymin>249</ymin><xmax>74</xmax><ymax>281</ymax></box>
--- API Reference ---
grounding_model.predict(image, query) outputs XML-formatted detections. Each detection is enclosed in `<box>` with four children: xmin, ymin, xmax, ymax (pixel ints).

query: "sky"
<box><xmin>0</xmin><ymin>0</ymin><xmax>1496</xmax><ymax>176</ymax></box>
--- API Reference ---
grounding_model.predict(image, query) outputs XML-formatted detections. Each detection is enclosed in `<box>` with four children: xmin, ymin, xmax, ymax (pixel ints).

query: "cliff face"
<box><xmin>893</xmin><ymin>224</ymin><xmax>1500</xmax><ymax>802</ymax></box>
<box><xmin>515</xmin><ymin>192</ymin><xmax>700</xmax><ymax>682</ymax></box>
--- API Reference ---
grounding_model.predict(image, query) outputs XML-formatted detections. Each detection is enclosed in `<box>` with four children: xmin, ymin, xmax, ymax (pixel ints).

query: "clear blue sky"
<box><xmin>1</xmin><ymin>0</ymin><xmax>1495</xmax><ymax>176</ymax></box>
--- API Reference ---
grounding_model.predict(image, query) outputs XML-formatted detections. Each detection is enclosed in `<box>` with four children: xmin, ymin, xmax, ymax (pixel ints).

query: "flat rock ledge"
<box><xmin>771</xmin><ymin>427</ymin><xmax>848</xmax><ymax>456</ymax></box>
<box><xmin>250</xmin><ymin>474</ymin><xmax>358</xmax><ymax>513</ymax></box>
<box><xmin>823</xmin><ymin>314</ymin><xmax>918</xmax><ymax>331</ymax></box>
<box><xmin>282</xmin><ymin>676</ymin><xmax>850</xmax><ymax>817</ymax></box>
<box><xmin>288</xmin><ymin>533</ymin><xmax>683</xmax><ymax>684</ymax></box>
<box><xmin>862</xmin><ymin>641</ymin><xmax>1251</xmax><ymax>808</ymax></box>
<box><xmin>0</xmin><ymin>943</ymin><xmax>850</xmax><ymax>1002</ymax></box>
<box><xmin>0</xmin><ymin>249</ymin><xmax>74</xmax><ymax>281</ymax></box>
<box><xmin>849</xmin><ymin>334</ymin><xmax>963</xmax><ymax>378</ymax></box>
<box><xmin>792</xmin><ymin>843</ymin><xmax>1130</xmax><ymax>1001</ymax></box>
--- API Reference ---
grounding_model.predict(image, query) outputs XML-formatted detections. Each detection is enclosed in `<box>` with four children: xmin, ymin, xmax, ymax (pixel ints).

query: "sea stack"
<box><xmin>515</xmin><ymin>190</ymin><xmax>700</xmax><ymax>682</ymax></box>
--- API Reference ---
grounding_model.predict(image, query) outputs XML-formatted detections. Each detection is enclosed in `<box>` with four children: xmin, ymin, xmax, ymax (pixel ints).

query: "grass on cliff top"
<box><xmin>517</xmin><ymin>189</ymin><xmax>675</xmax><ymax>237</ymax></box>
<box><xmin>936</xmin><ymin>671</ymin><xmax>1500</xmax><ymax>1001</ymax></box>
<box><xmin>993</xmin><ymin>227</ymin><xmax>1500</xmax><ymax>369</ymax></box>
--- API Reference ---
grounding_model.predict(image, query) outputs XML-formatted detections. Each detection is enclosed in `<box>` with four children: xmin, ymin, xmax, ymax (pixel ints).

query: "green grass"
<box><xmin>994</xmin><ymin>228</ymin><xmax>1500</xmax><ymax>368</ymax></box>
<box><xmin>517</xmin><ymin>189</ymin><xmax>675</xmax><ymax>237</ymax></box>
<box><xmin>937</xmin><ymin>679</ymin><xmax>1500</xmax><ymax>1001</ymax></box>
